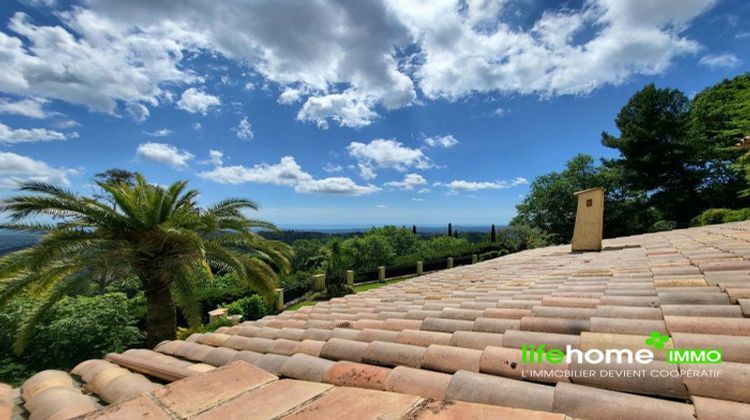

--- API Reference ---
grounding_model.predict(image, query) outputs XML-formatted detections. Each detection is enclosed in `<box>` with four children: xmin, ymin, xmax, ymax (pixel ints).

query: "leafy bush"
<box><xmin>225</xmin><ymin>295</ymin><xmax>268</xmax><ymax>321</ymax></box>
<box><xmin>724</xmin><ymin>208</ymin><xmax>750</xmax><ymax>222</ymax></box>
<box><xmin>650</xmin><ymin>220</ymin><xmax>677</xmax><ymax>232</ymax></box>
<box><xmin>479</xmin><ymin>250</ymin><xmax>504</xmax><ymax>261</ymax></box>
<box><xmin>176</xmin><ymin>317</ymin><xmax>234</xmax><ymax>340</ymax></box>
<box><xmin>194</xmin><ymin>273</ymin><xmax>252</xmax><ymax>321</ymax></box>
<box><xmin>341</xmin><ymin>235</ymin><xmax>394</xmax><ymax>271</ymax></box>
<box><xmin>692</xmin><ymin>208</ymin><xmax>750</xmax><ymax>226</ymax></box>
<box><xmin>0</xmin><ymin>293</ymin><xmax>144</xmax><ymax>386</ymax></box>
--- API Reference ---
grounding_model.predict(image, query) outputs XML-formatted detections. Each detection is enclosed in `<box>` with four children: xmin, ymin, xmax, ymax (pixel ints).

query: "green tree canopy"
<box><xmin>601</xmin><ymin>83</ymin><xmax>701</xmax><ymax>226</ymax></box>
<box><xmin>690</xmin><ymin>73</ymin><xmax>750</xmax><ymax>202</ymax></box>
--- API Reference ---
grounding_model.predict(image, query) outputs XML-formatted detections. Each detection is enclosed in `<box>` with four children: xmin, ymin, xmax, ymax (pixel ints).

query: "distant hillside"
<box><xmin>0</xmin><ymin>230</ymin><xmax>41</xmax><ymax>256</ymax></box>
<box><xmin>260</xmin><ymin>225</ymin><xmax>505</xmax><ymax>244</ymax></box>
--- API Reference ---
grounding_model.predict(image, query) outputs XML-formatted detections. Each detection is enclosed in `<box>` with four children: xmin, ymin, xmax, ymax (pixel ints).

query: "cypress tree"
<box><xmin>412</xmin><ymin>225</ymin><xmax>417</xmax><ymax>234</ymax></box>
<box><xmin>491</xmin><ymin>224</ymin><xmax>496</xmax><ymax>242</ymax></box>
<box><xmin>448</xmin><ymin>223</ymin><xmax>453</xmax><ymax>236</ymax></box>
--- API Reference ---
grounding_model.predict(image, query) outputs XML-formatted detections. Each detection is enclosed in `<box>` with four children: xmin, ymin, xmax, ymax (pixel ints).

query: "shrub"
<box><xmin>650</xmin><ymin>220</ymin><xmax>677</xmax><ymax>232</ymax></box>
<box><xmin>724</xmin><ymin>208</ymin><xmax>750</xmax><ymax>222</ymax></box>
<box><xmin>479</xmin><ymin>250</ymin><xmax>503</xmax><ymax>261</ymax></box>
<box><xmin>692</xmin><ymin>208</ymin><xmax>750</xmax><ymax>226</ymax></box>
<box><xmin>176</xmin><ymin>317</ymin><xmax>234</xmax><ymax>340</ymax></box>
<box><xmin>0</xmin><ymin>293</ymin><xmax>144</xmax><ymax>385</ymax></box>
<box><xmin>225</xmin><ymin>295</ymin><xmax>268</xmax><ymax>321</ymax></box>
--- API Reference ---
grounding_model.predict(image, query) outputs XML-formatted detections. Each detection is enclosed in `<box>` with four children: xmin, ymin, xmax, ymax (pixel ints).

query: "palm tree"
<box><xmin>0</xmin><ymin>175</ymin><xmax>290</xmax><ymax>350</ymax></box>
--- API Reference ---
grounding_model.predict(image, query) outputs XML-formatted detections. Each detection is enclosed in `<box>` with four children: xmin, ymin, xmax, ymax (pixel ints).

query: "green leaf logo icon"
<box><xmin>645</xmin><ymin>331</ymin><xmax>670</xmax><ymax>350</ymax></box>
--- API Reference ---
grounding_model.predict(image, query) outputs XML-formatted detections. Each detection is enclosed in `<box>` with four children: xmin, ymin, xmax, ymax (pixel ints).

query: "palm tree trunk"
<box><xmin>143</xmin><ymin>280</ymin><xmax>177</xmax><ymax>348</ymax></box>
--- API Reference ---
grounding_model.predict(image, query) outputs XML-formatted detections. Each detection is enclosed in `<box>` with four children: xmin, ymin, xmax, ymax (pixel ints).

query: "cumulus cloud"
<box><xmin>0</xmin><ymin>10</ymin><xmax>200</xmax><ymax>118</ymax></box>
<box><xmin>297</xmin><ymin>90</ymin><xmax>378</xmax><ymax>128</ymax></box>
<box><xmin>0</xmin><ymin>97</ymin><xmax>50</xmax><ymax>118</ymax></box>
<box><xmin>0</xmin><ymin>1</ymin><xmax>717</xmax><ymax>125</ymax></box>
<box><xmin>177</xmin><ymin>88</ymin><xmax>220</xmax><ymax>114</ymax></box>
<box><xmin>384</xmin><ymin>173</ymin><xmax>427</xmax><ymax>190</ymax></box>
<box><xmin>234</xmin><ymin>117</ymin><xmax>253</xmax><ymax>140</ymax></box>
<box><xmin>391</xmin><ymin>0</ymin><xmax>714</xmax><ymax>98</ymax></box>
<box><xmin>323</xmin><ymin>162</ymin><xmax>343</xmax><ymax>173</ymax></box>
<box><xmin>438</xmin><ymin>176</ymin><xmax>528</xmax><ymax>193</ymax></box>
<box><xmin>136</xmin><ymin>142</ymin><xmax>194</xmax><ymax>168</ymax></box>
<box><xmin>358</xmin><ymin>163</ymin><xmax>377</xmax><ymax>180</ymax></box>
<box><xmin>199</xmin><ymin>155</ymin><xmax>379</xmax><ymax>195</ymax></box>
<box><xmin>0</xmin><ymin>123</ymin><xmax>74</xmax><ymax>144</ymax></box>
<box><xmin>145</xmin><ymin>128</ymin><xmax>172</xmax><ymax>137</ymax></box>
<box><xmin>205</xmin><ymin>149</ymin><xmax>223</xmax><ymax>166</ymax></box>
<box><xmin>423</xmin><ymin>135</ymin><xmax>458</xmax><ymax>148</ymax></box>
<box><xmin>0</xmin><ymin>151</ymin><xmax>76</xmax><ymax>188</ymax></box>
<box><xmin>698</xmin><ymin>53</ymin><xmax>742</xmax><ymax>69</ymax></box>
<box><xmin>84</xmin><ymin>0</ymin><xmax>415</xmax><ymax>128</ymax></box>
<box><xmin>348</xmin><ymin>139</ymin><xmax>431</xmax><ymax>179</ymax></box>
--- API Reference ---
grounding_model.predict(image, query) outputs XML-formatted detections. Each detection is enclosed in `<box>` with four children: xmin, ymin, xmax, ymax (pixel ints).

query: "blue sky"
<box><xmin>0</xmin><ymin>0</ymin><xmax>748</xmax><ymax>227</ymax></box>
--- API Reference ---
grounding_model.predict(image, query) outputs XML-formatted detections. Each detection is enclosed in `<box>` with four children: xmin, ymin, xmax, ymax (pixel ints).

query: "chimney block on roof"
<box><xmin>571</xmin><ymin>187</ymin><xmax>604</xmax><ymax>252</ymax></box>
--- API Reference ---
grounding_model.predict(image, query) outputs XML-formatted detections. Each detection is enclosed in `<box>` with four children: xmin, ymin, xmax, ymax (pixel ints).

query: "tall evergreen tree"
<box><xmin>448</xmin><ymin>223</ymin><xmax>452</xmax><ymax>236</ymax></box>
<box><xmin>412</xmin><ymin>225</ymin><xmax>417</xmax><ymax>234</ymax></box>
<box><xmin>601</xmin><ymin>83</ymin><xmax>701</xmax><ymax>226</ymax></box>
<box><xmin>490</xmin><ymin>224</ymin><xmax>496</xmax><ymax>242</ymax></box>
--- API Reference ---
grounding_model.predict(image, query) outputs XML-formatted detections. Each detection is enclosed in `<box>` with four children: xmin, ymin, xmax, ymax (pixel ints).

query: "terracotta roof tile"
<box><xmin>552</xmin><ymin>382</ymin><xmax>695</xmax><ymax>419</ymax></box>
<box><xmin>9</xmin><ymin>221</ymin><xmax>750</xmax><ymax>418</ymax></box>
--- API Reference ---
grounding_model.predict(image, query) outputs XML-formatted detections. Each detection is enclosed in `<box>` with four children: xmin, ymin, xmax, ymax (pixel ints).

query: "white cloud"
<box><xmin>199</xmin><ymin>155</ymin><xmax>379</xmax><ymax>195</ymax></box>
<box><xmin>84</xmin><ymin>0</ymin><xmax>415</xmax><ymax>128</ymax></box>
<box><xmin>348</xmin><ymin>139</ymin><xmax>432</xmax><ymax>179</ymax></box>
<box><xmin>206</xmin><ymin>149</ymin><xmax>223</xmax><ymax>165</ymax></box>
<box><xmin>358</xmin><ymin>163</ymin><xmax>377</xmax><ymax>180</ymax></box>
<box><xmin>376</xmin><ymin>204</ymin><xmax>388</xmax><ymax>208</ymax></box>
<box><xmin>136</xmin><ymin>142</ymin><xmax>194</xmax><ymax>168</ymax></box>
<box><xmin>234</xmin><ymin>117</ymin><xmax>253</xmax><ymax>140</ymax></box>
<box><xmin>177</xmin><ymin>88</ymin><xmax>220</xmax><ymax>114</ymax></box>
<box><xmin>493</xmin><ymin>108</ymin><xmax>508</xmax><ymax>117</ymax></box>
<box><xmin>126</xmin><ymin>103</ymin><xmax>150</xmax><ymax>122</ymax></box>
<box><xmin>323</xmin><ymin>162</ymin><xmax>343</xmax><ymax>173</ymax></box>
<box><xmin>192</xmin><ymin>122</ymin><xmax>202</xmax><ymax>130</ymax></box>
<box><xmin>0</xmin><ymin>1</ymin><xmax>717</xmax><ymax>125</ymax></box>
<box><xmin>417</xmin><ymin>188</ymin><xmax>431</xmax><ymax>194</ymax></box>
<box><xmin>0</xmin><ymin>11</ymin><xmax>201</xmax><ymax>118</ymax></box>
<box><xmin>391</xmin><ymin>0</ymin><xmax>714</xmax><ymax>98</ymax></box>
<box><xmin>737</xmin><ymin>31</ymin><xmax>750</xmax><ymax>39</ymax></box>
<box><xmin>698</xmin><ymin>53</ymin><xmax>742</xmax><ymax>69</ymax></box>
<box><xmin>411</xmin><ymin>197</ymin><xmax>424</xmax><ymax>202</ymax></box>
<box><xmin>0</xmin><ymin>97</ymin><xmax>49</xmax><ymax>118</ymax></box>
<box><xmin>55</xmin><ymin>120</ymin><xmax>80</xmax><ymax>129</ymax></box>
<box><xmin>384</xmin><ymin>173</ymin><xmax>427</xmax><ymax>190</ymax></box>
<box><xmin>438</xmin><ymin>177</ymin><xmax>528</xmax><ymax>193</ymax></box>
<box><xmin>297</xmin><ymin>90</ymin><xmax>379</xmax><ymax>128</ymax></box>
<box><xmin>423</xmin><ymin>134</ymin><xmax>458</xmax><ymax>148</ymax></box>
<box><xmin>0</xmin><ymin>122</ymin><xmax>74</xmax><ymax>144</ymax></box>
<box><xmin>145</xmin><ymin>128</ymin><xmax>172</xmax><ymax>137</ymax></box>
<box><xmin>297</xmin><ymin>177</ymin><xmax>381</xmax><ymax>195</ymax></box>
<box><xmin>278</xmin><ymin>87</ymin><xmax>303</xmax><ymax>104</ymax></box>
<box><xmin>0</xmin><ymin>151</ymin><xmax>76</xmax><ymax>188</ymax></box>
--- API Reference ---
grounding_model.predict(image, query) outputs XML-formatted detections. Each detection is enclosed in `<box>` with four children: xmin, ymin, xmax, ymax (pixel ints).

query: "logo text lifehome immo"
<box><xmin>521</xmin><ymin>331</ymin><xmax>722</xmax><ymax>365</ymax></box>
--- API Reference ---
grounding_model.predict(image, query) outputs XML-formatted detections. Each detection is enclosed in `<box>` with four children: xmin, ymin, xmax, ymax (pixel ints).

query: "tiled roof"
<box><xmin>5</xmin><ymin>221</ymin><xmax>750</xmax><ymax>419</ymax></box>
